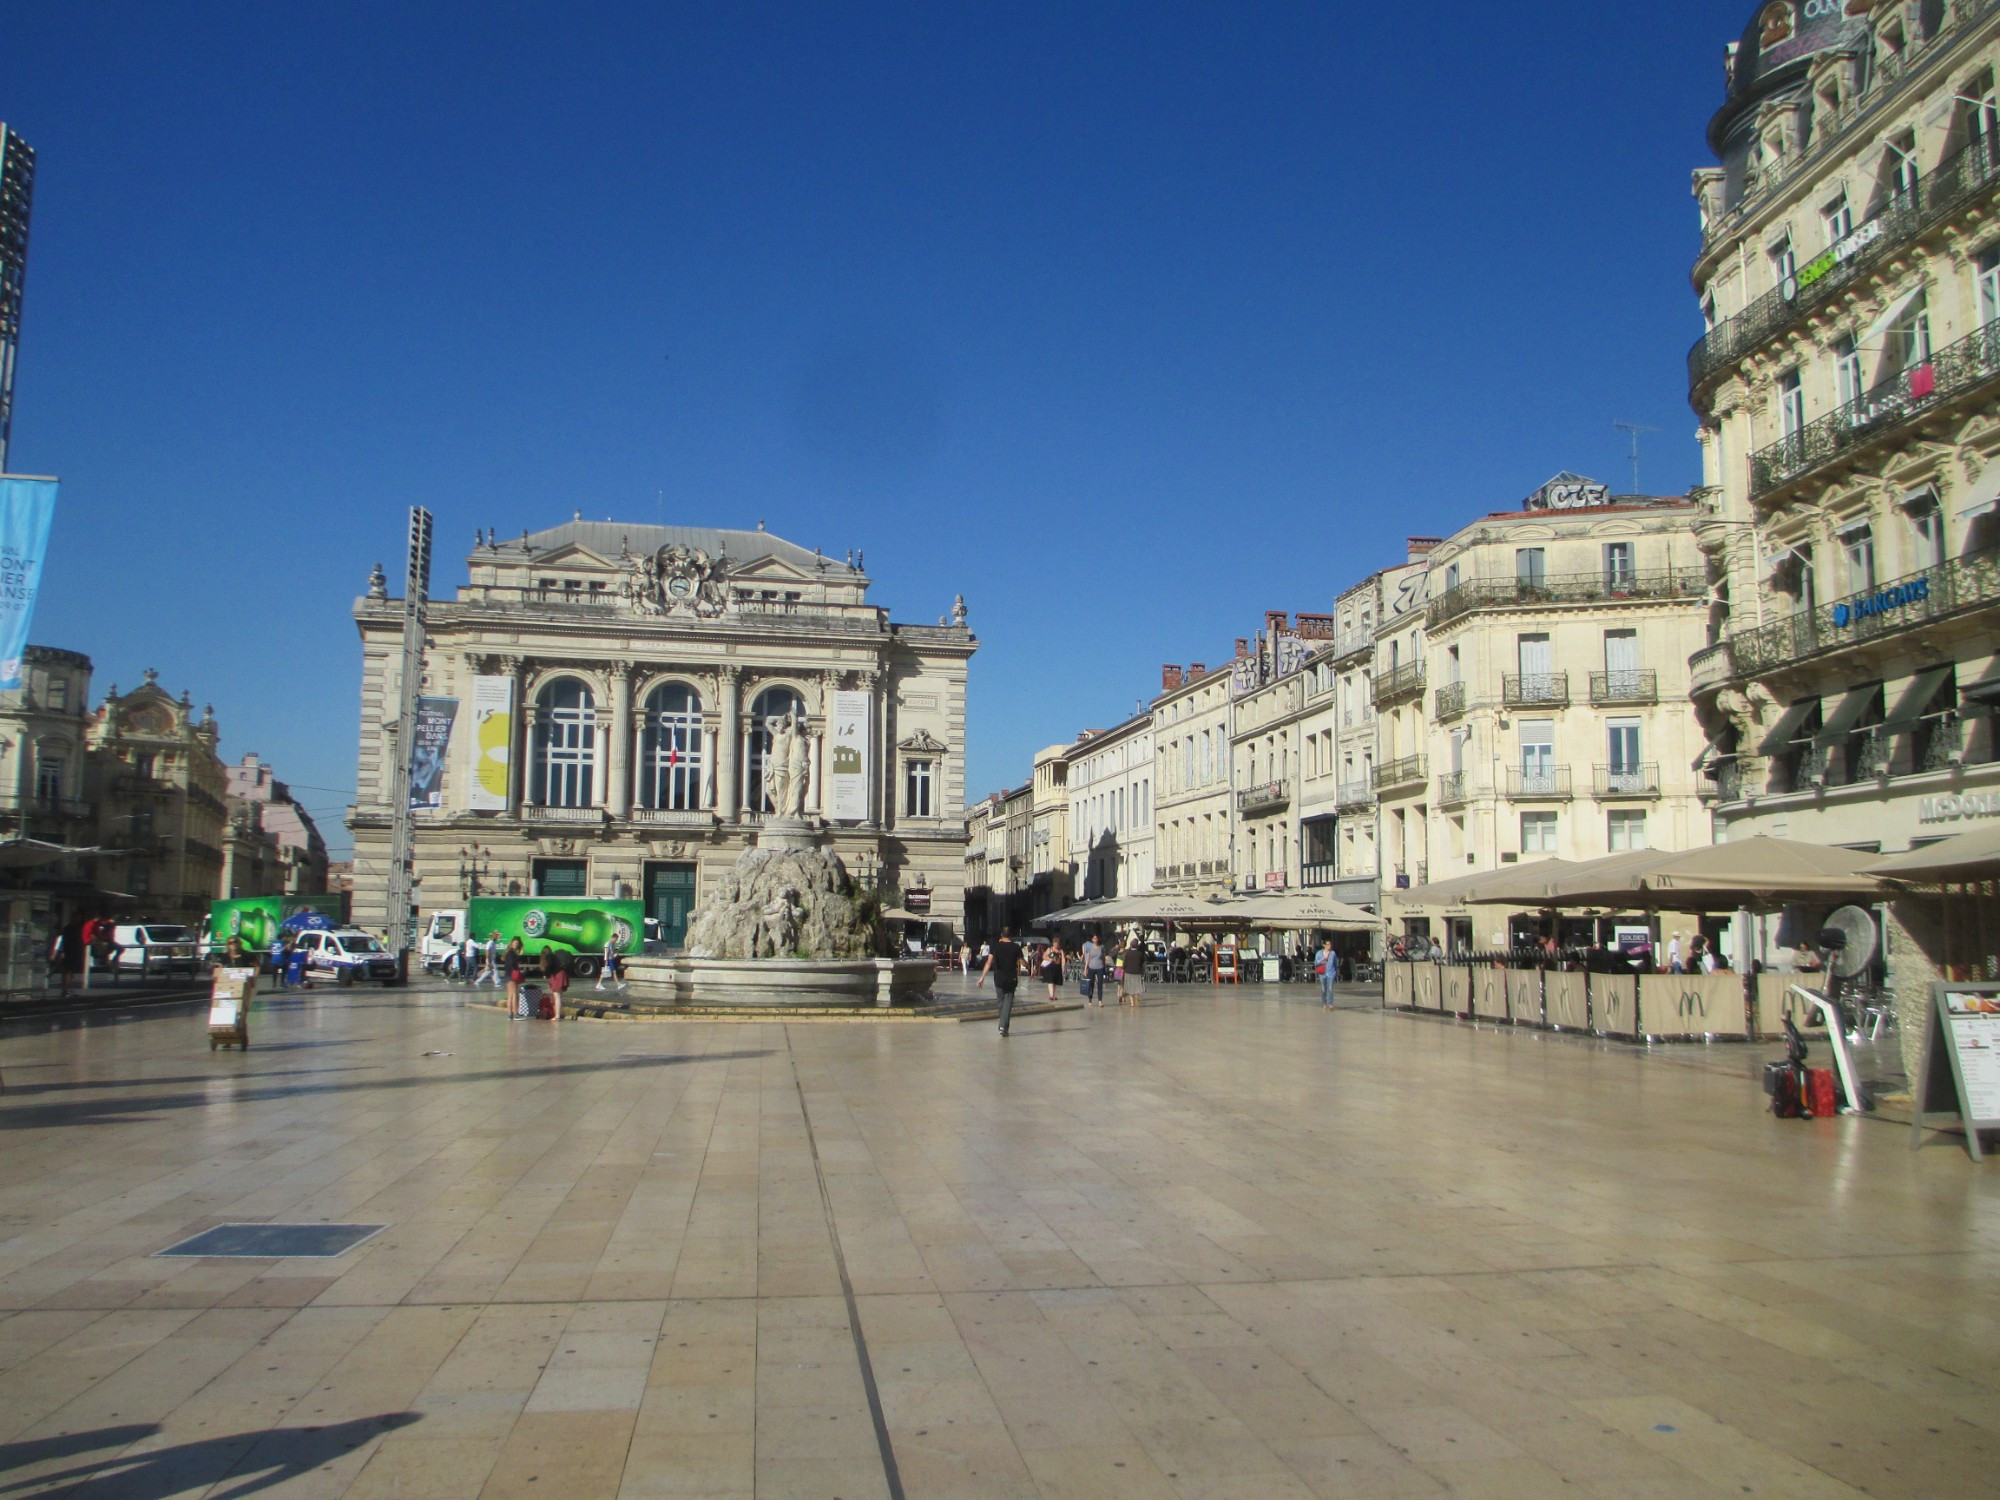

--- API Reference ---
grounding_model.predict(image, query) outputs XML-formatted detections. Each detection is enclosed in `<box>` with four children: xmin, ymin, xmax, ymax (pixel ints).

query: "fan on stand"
<box><xmin>1786</xmin><ymin>906</ymin><xmax>1880</xmax><ymax>1115</ymax></box>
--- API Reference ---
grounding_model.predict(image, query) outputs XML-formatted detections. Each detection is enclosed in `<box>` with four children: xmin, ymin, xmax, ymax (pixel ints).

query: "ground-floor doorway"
<box><xmin>645</xmin><ymin>862</ymin><xmax>698</xmax><ymax>949</ymax></box>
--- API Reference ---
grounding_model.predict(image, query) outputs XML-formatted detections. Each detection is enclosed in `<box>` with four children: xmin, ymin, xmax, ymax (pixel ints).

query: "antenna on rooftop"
<box><xmin>1612</xmin><ymin>420</ymin><xmax>1660</xmax><ymax>494</ymax></box>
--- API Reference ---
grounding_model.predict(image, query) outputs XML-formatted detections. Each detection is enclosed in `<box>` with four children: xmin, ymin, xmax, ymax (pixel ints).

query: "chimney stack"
<box><xmin>1161</xmin><ymin>664</ymin><xmax>1183</xmax><ymax>691</ymax></box>
<box><xmin>1407</xmin><ymin>536</ymin><xmax>1442</xmax><ymax>562</ymax></box>
<box><xmin>1234</xmin><ymin>638</ymin><xmax>1249</xmax><ymax>660</ymax></box>
<box><xmin>1189</xmin><ymin>662</ymin><xmax>1206</xmax><ymax>677</ymax></box>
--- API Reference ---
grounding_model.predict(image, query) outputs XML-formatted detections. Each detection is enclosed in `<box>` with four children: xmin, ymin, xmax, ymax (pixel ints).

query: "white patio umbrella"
<box><xmin>1223</xmin><ymin>891</ymin><xmax>1383</xmax><ymax>929</ymax></box>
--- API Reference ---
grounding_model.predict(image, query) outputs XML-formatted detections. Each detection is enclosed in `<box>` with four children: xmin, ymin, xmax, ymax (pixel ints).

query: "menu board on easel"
<box><xmin>1910</xmin><ymin>983</ymin><xmax>2000</xmax><ymax>1160</ymax></box>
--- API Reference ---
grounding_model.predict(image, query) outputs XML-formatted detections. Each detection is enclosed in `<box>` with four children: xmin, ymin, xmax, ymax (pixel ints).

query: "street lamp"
<box><xmin>457</xmin><ymin>843</ymin><xmax>490</xmax><ymax>902</ymax></box>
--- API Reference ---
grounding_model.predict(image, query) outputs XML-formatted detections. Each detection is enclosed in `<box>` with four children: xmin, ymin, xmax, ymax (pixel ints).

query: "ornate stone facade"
<box><xmin>347</xmin><ymin>519</ymin><xmax>975</xmax><ymax>944</ymax></box>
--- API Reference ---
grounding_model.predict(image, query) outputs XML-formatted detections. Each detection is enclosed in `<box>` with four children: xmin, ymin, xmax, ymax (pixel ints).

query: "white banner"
<box><xmin>830</xmin><ymin>689</ymin><xmax>871</xmax><ymax>821</ymax></box>
<box><xmin>468</xmin><ymin>675</ymin><xmax>514</xmax><ymax>811</ymax></box>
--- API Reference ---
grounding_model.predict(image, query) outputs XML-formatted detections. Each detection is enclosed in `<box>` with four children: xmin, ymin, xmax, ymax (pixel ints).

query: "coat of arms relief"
<box><xmin>622</xmin><ymin>544</ymin><xmax>729</xmax><ymax>618</ymax></box>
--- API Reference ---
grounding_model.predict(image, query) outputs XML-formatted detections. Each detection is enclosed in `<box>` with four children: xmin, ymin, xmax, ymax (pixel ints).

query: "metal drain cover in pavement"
<box><xmin>157</xmin><ymin>1223</ymin><xmax>386</xmax><ymax>1258</ymax></box>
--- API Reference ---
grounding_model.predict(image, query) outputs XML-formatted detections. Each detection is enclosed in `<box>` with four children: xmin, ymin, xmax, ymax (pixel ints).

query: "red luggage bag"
<box><xmin>1805</xmin><ymin>1067</ymin><xmax>1838</xmax><ymax>1118</ymax></box>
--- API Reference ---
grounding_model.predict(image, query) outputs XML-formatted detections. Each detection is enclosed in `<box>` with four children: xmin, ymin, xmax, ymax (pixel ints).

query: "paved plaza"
<box><xmin>0</xmin><ymin>982</ymin><xmax>1996</xmax><ymax>1498</ymax></box>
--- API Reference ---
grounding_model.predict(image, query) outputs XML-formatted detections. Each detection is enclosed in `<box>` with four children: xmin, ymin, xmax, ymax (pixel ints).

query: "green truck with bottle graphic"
<box><xmin>465</xmin><ymin>897</ymin><xmax>644</xmax><ymax>978</ymax></box>
<box><xmin>205</xmin><ymin>894</ymin><xmax>352</xmax><ymax>962</ymax></box>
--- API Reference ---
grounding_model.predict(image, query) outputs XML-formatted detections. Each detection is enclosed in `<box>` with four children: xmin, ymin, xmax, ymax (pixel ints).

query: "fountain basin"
<box><xmin>625</xmin><ymin>955</ymin><xmax>935</xmax><ymax>1008</ymax></box>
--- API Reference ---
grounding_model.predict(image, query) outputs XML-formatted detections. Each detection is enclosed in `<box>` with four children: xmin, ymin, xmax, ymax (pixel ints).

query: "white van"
<box><xmin>296</xmin><ymin>928</ymin><xmax>399</xmax><ymax>984</ymax></box>
<box><xmin>420</xmin><ymin>909</ymin><xmax>469</xmax><ymax>974</ymax></box>
<box><xmin>110</xmin><ymin>923</ymin><xmax>202</xmax><ymax>976</ymax></box>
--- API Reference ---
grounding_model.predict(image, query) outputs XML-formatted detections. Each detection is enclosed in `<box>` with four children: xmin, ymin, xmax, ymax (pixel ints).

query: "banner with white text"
<box><xmin>0</xmin><ymin>477</ymin><xmax>57</xmax><ymax>690</ymax></box>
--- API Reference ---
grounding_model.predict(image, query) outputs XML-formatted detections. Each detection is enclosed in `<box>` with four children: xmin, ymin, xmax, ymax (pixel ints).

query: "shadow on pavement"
<box><xmin>0</xmin><ymin>1413</ymin><xmax>419</xmax><ymax>1498</ymax></box>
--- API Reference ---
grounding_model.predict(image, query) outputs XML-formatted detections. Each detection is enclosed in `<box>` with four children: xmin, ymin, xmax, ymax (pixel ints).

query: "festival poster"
<box><xmin>830</xmin><ymin>689</ymin><xmax>870</xmax><ymax>821</ymax></box>
<box><xmin>409</xmin><ymin>696</ymin><xmax>458</xmax><ymax>809</ymax></box>
<box><xmin>468</xmin><ymin>675</ymin><xmax>513</xmax><ymax>810</ymax></box>
<box><xmin>0</xmin><ymin>477</ymin><xmax>56</xmax><ymax>690</ymax></box>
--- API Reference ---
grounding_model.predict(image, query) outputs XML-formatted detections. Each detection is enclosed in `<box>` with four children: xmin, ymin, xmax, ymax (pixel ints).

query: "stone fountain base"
<box><xmin>622</xmin><ymin>955</ymin><xmax>936</xmax><ymax>1008</ymax></box>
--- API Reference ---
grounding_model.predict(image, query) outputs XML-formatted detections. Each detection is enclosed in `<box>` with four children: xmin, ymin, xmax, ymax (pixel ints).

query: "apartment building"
<box><xmin>1324</xmin><ymin>576</ymin><xmax>1387</xmax><ymax>904</ymax></box>
<box><xmin>1066</xmin><ymin>713</ymin><xmax>1154</xmax><ymax>901</ymax></box>
<box><xmin>1395</xmin><ymin>494</ymin><xmax>1713</xmax><ymax>944</ymax></box>
<box><xmin>1687</xmin><ymin>0</ymin><xmax>2000</xmax><ymax>860</ymax></box>
<box><xmin>1372</xmin><ymin>543</ymin><xmax>1442</xmax><ymax>893</ymax></box>
<box><xmin>1151</xmin><ymin>661</ymin><xmax>1235</xmax><ymax>898</ymax></box>
<box><xmin>1224</xmin><ymin>612</ymin><xmax>1337</xmax><ymax>896</ymax></box>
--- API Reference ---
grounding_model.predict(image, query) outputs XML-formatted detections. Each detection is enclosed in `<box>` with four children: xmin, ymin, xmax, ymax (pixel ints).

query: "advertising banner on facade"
<box><xmin>468</xmin><ymin>675</ymin><xmax>514</xmax><ymax>810</ymax></box>
<box><xmin>466</xmin><ymin>897</ymin><xmax>644</xmax><ymax>957</ymax></box>
<box><xmin>409</xmin><ymin>696</ymin><xmax>458</xmax><ymax>809</ymax></box>
<box><xmin>829</xmin><ymin>690</ymin><xmax>871</xmax><ymax>821</ymax></box>
<box><xmin>208</xmin><ymin>894</ymin><xmax>352</xmax><ymax>957</ymax></box>
<box><xmin>0</xmin><ymin>477</ymin><xmax>56</xmax><ymax>690</ymax></box>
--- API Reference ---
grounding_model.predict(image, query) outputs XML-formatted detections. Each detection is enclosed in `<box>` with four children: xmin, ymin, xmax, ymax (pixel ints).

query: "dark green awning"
<box><xmin>1882</xmin><ymin>665</ymin><xmax>1953</xmax><ymax>731</ymax></box>
<box><xmin>1757</xmin><ymin>697</ymin><xmax>1820</xmax><ymax>755</ymax></box>
<box><xmin>1813</xmin><ymin>683</ymin><xmax>1882</xmax><ymax>746</ymax></box>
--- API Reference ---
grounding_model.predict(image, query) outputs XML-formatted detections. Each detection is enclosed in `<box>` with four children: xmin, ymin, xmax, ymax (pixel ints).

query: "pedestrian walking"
<box><xmin>49</xmin><ymin>919</ymin><xmax>84</xmax><ymax>998</ymax></box>
<box><xmin>475</xmin><ymin>931</ymin><xmax>502</xmax><ymax>987</ymax></box>
<box><xmin>595</xmin><ymin>930</ymin><xmax>628</xmax><ymax>991</ymax></box>
<box><xmin>1082</xmin><ymin>932</ymin><xmax>1107</xmax><ymax>1006</ymax></box>
<box><xmin>1039</xmin><ymin>937</ymin><xmax>1065</xmax><ymax>1002</ymax></box>
<box><xmin>1317</xmin><ymin>937</ymin><xmax>1338</xmax><ymax>1009</ymax></box>
<box><xmin>1667</xmin><ymin>932</ymin><xmax>1684</xmax><ymax>974</ymax></box>
<box><xmin>976</xmin><ymin>927</ymin><xmax>1024</xmax><ymax>1036</ymax></box>
<box><xmin>503</xmin><ymin>936</ymin><xmax>527</xmax><ymax>1016</ymax></box>
<box><xmin>1118</xmin><ymin>935</ymin><xmax>1147</xmax><ymax>1006</ymax></box>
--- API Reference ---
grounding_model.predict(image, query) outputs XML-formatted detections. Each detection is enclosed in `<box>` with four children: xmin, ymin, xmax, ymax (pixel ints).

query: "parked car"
<box><xmin>295</xmin><ymin>928</ymin><xmax>399</xmax><ymax>985</ymax></box>
<box><xmin>109</xmin><ymin>923</ymin><xmax>203</xmax><ymax>976</ymax></box>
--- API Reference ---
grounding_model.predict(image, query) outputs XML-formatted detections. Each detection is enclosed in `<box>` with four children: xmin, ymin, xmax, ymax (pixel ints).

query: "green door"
<box><xmin>533</xmin><ymin>859</ymin><xmax>588</xmax><ymax>897</ymax></box>
<box><xmin>645</xmin><ymin>863</ymin><xmax>698</xmax><ymax>949</ymax></box>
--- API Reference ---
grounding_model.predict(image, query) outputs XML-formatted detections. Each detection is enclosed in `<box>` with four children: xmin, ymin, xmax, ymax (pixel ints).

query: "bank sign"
<box><xmin>1831</xmin><ymin>575</ymin><xmax>1928</xmax><ymax>628</ymax></box>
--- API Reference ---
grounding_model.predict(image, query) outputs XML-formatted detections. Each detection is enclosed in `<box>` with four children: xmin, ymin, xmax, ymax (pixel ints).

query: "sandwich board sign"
<box><xmin>1910</xmin><ymin>982</ymin><xmax>2000</xmax><ymax>1160</ymax></box>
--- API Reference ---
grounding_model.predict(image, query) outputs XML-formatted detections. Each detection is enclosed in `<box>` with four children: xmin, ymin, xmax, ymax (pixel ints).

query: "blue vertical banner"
<box><xmin>0</xmin><ymin>477</ymin><xmax>56</xmax><ymax>689</ymax></box>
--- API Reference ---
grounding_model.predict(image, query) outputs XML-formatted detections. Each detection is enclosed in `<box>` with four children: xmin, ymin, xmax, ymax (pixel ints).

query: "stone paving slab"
<box><xmin>0</xmin><ymin>983</ymin><xmax>1995</xmax><ymax>1496</ymax></box>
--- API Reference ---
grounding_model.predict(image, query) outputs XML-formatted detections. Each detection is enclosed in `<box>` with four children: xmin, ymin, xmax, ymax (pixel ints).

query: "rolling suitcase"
<box><xmin>516</xmin><ymin>985</ymin><xmax>539</xmax><ymax>1019</ymax></box>
<box><xmin>1770</xmin><ymin>1065</ymin><xmax>1805</xmax><ymax>1119</ymax></box>
<box><xmin>1805</xmin><ymin>1067</ymin><xmax>1838</xmax><ymax>1118</ymax></box>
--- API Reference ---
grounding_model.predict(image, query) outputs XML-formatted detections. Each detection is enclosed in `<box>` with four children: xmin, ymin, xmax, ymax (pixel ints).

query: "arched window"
<box><xmin>530</xmin><ymin>678</ymin><xmax>597</xmax><ymax>807</ymax></box>
<box><xmin>745</xmin><ymin>686</ymin><xmax>807</xmax><ymax>812</ymax></box>
<box><xmin>639</xmin><ymin>683</ymin><xmax>705</xmax><ymax>810</ymax></box>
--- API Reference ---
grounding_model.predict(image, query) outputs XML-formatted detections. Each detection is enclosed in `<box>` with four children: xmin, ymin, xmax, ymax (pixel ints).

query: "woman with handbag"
<box><xmin>1039</xmin><ymin>938</ymin><xmax>1065</xmax><ymax>1002</ymax></box>
<box><xmin>542</xmin><ymin>945</ymin><xmax>570</xmax><ymax>1021</ymax></box>
<box><xmin>503</xmin><ymin>937</ymin><xmax>527</xmax><ymax>1018</ymax></box>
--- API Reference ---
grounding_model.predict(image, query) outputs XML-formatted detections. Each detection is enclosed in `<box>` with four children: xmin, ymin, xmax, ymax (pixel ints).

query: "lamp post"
<box><xmin>458</xmin><ymin>843</ymin><xmax>490</xmax><ymax>903</ymax></box>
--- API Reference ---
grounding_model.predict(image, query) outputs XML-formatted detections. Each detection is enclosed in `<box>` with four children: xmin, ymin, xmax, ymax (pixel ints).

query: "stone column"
<box><xmin>857</xmin><ymin>670</ymin><xmax>883</xmax><ymax>828</ymax></box>
<box><xmin>502</xmin><ymin>657</ymin><xmax>527</xmax><ymax>816</ymax></box>
<box><xmin>812</xmin><ymin>671</ymin><xmax>838</xmax><ymax>818</ymax></box>
<box><xmin>716</xmin><ymin>666</ymin><xmax>741</xmax><ymax>820</ymax></box>
<box><xmin>607</xmin><ymin>668</ymin><xmax>634</xmax><ymax>817</ymax></box>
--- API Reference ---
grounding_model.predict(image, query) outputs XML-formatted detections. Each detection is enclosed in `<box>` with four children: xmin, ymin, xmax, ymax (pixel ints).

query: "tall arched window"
<box><xmin>639</xmin><ymin>683</ymin><xmax>705</xmax><ymax>810</ymax></box>
<box><xmin>745</xmin><ymin>686</ymin><xmax>807</xmax><ymax>812</ymax></box>
<box><xmin>530</xmin><ymin>678</ymin><xmax>597</xmax><ymax>807</ymax></box>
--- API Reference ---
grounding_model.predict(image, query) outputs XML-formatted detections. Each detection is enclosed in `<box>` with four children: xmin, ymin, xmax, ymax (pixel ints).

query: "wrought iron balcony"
<box><xmin>1302</xmin><ymin>860</ymin><xmax>1338</xmax><ymax>887</ymax></box>
<box><xmin>1374</xmin><ymin>661</ymin><xmax>1426</xmax><ymax>706</ymax></box>
<box><xmin>1691</xmin><ymin>132</ymin><xmax>2000</xmax><ymax>397</ymax></box>
<box><xmin>1437</xmin><ymin>772</ymin><xmax>1472</xmax><ymax>808</ymax></box>
<box><xmin>1237</xmin><ymin>780</ymin><xmax>1289</xmax><ymax>817</ymax></box>
<box><xmin>1434</xmin><ymin>681</ymin><xmax>1468</xmax><ymax>718</ymax></box>
<box><xmin>1589</xmin><ymin>669</ymin><xmax>1657</xmax><ymax>705</ymax></box>
<box><xmin>1689</xmin><ymin>641</ymin><xmax>1736</xmax><ymax>694</ymax></box>
<box><xmin>1427</xmin><ymin>569</ymin><xmax>1702</xmax><ymax>631</ymax></box>
<box><xmin>1335</xmin><ymin>780</ymin><xmax>1373</xmax><ymax>811</ymax></box>
<box><xmin>1503</xmin><ymin>673</ymin><xmax>1569</xmax><ymax>709</ymax></box>
<box><xmin>1373</xmin><ymin>755</ymin><xmax>1427</xmax><ymax>795</ymax></box>
<box><xmin>1706</xmin><ymin>758</ymin><xmax>1744</xmax><ymax>803</ymax></box>
<box><xmin>1750</xmin><ymin>323</ymin><xmax>2000</xmax><ymax>500</ymax></box>
<box><xmin>1594</xmin><ymin>763</ymin><xmax>1660</xmax><ymax>798</ymax></box>
<box><xmin>1725</xmin><ymin>546</ymin><xmax>2000</xmax><ymax>679</ymax></box>
<box><xmin>1505</xmin><ymin>767</ymin><xmax>1571</xmax><ymax>799</ymax></box>
<box><xmin>1329</xmin><ymin>630</ymin><xmax>1372</xmax><ymax>664</ymax></box>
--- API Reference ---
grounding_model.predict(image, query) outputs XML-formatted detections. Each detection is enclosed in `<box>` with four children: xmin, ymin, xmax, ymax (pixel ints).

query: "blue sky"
<box><xmin>2</xmin><ymin>2</ymin><xmax>1737</xmax><ymax>852</ymax></box>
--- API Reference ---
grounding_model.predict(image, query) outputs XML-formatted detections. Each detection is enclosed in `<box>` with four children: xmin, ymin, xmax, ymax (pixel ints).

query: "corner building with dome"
<box><xmin>1687</xmin><ymin>0</ymin><xmax>2000</xmax><ymax>858</ymax></box>
<box><xmin>347</xmin><ymin>519</ymin><xmax>975</xmax><ymax>946</ymax></box>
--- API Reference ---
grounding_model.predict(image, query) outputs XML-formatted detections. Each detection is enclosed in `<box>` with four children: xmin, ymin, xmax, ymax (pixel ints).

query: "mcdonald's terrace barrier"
<box><xmin>1384</xmin><ymin>957</ymin><xmax>1763</xmax><ymax>1043</ymax></box>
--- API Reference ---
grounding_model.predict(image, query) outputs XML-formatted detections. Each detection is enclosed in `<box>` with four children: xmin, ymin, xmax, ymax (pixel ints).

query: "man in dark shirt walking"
<box><xmin>976</xmin><ymin>927</ymin><xmax>1024</xmax><ymax>1036</ymax></box>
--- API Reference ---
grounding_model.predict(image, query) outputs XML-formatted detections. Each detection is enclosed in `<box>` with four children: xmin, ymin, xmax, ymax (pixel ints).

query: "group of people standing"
<box><xmin>441</xmin><ymin>928</ymin><xmax>629</xmax><ymax>1021</ymax></box>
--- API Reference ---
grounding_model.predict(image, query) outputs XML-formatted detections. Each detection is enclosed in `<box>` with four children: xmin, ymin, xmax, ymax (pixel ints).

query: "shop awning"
<box><xmin>1812</xmin><ymin>683</ymin><xmax>1881</xmax><ymax>746</ymax></box>
<box><xmin>1833</xmin><ymin>515</ymin><xmax>1872</xmax><ymax>538</ymax></box>
<box><xmin>1759</xmin><ymin>545</ymin><xmax>1806</xmax><ymax>582</ymax></box>
<box><xmin>1757</xmin><ymin>697</ymin><xmax>1820</xmax><ymax>755</ymax></box>
<box><xmin>1956</xmin><ymin>460</ymin><xmax>2000</xmax><ymax>521</ymax></box>
<box><xmin>1865</xmin><ymin>825</ymin><xmax>2000</xmax><ymax>880</ymax></box>
<box><xmin>1881</xmin><ymin>665</ymin><xmax>1954</xmax><ymax>731</ymax></box>
<box><xmin>1962</xmin><ymin>673</ymin><xmax>2000</xmax><ymax>705</ymax></box>
<box><xmin>1862</xmin><ymin>283</ymin><xmax>1928</xmax><ymax>347</ymax></box>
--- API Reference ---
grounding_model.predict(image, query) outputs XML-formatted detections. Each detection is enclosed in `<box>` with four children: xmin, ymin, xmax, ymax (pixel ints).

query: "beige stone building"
<box><xmin>1066</xmin><ymin>712</ymin><xmax>1153</xmax><ymax>902</ymax></box>
<box><xmin>88</xmin><ymin>673</ymin><xmax>230</xmax><ymax>927</ymax></box>
<box><xmin>1222</xmin><ymin>612</ymin><xmax>1340</xmax><ymax>899</ymax></box>
<box><xmin>1687</xmin><ymin>1</ymin><xmax>2000</xmax><ymax>876</ymax></box>
<box><xmin>1325</xmin><ymin>580</ymin><xmax>1383</xmax><ymax>904</ymax></box>
<box><xmin>349</xmin><ymin>520</ymin><xmax>975</xmax><ymax>945</ymax></box>
<box><xmin>1391</xmin><ymin>498</ymin><xmax>1713</xmax><ymax>946</ymax></box>
<box><xmin>1372</xmin><ymin>544</ymin><xmax>1441</xmax><ymax>895</ymax></box>
<box><xmin>1150</xmin><ymin>661</ymin><xmax>1234</xmax><ymax>898</ymax></box>
<box><xmin>222</xmin><ymin>753</ymin><xmax>329</xmax><ymax>899</ymax></box>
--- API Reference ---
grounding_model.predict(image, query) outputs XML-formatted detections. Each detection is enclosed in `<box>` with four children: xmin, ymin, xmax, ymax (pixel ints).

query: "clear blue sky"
<box><xmin>2</xmin><ymin>2</ymin><xmax>1737</xmax><ymax>853</ymax></box>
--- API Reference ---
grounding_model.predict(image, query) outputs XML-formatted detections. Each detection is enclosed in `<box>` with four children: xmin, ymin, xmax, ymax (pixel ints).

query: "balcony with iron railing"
<box><xmin>1503</xmin><ymin>673</ymin><xmax>1569</xmax><ymax>709</ymax></box>
<box><xmin>1723</xmin><ymin>545</ymin><xmax>2000</xmax><ymax>680</ymax></box>
<box><xmin>1433</xmin><ymin>681</ymin><xmax>1467</xmax><ymax>719</ymax></box>
<box><xmin>1595</xmin><ymin>763</ymin><xmax>1660</xmax><ymax>798</ymax></box>
<box><xmin>1437</xmin><ymin>772</ymin><xmax>1472</xmax><ymax>808</ymax></box>
<box><xmin>1505</xmin><ymin>767</ymin><xmax>1571</xmax><ymax>800</ymax></box>
<box><xmin>1335</xmin><ymin>780</ymin><xmax>1374</xmax><ymax>811</ymax></box>
<box><xmin>1426</xmin><ymin>569</ymin><xmax>1702</xmax><ymax>631</ymax></box>
<box><xmin>1237</xmin><ymin>780</ymin><xmax>1289</xmax><ymax>817</ymax></box>
<box><xmin>1302</xmin><ymin>860</ymin><xmax>1338</xmax><ymax>887</ymax></box>
<box><xmin>1373</xmin><ymin>755</ymin><xmax>1427</xmax><ymax>795</ymax></box>
<box><xmin>1689</xmin><ymin>641</ymin><xmax>1736</xmax><ymax>694</ymax></box>
<box><xmin>1590</xmin><ymin>669</ymin><xmax>1658</xmax><ymax>705</ymax></box>
<box><xmin>1329</xmin><ymin>629</ymin><xmax>1373</xmax><ymax>664</ymax></box>
<box><xmin>1373</xmin><ymin>661</ymin><xmax>1426</xmax><ymax>706</ymax></box>
<box><xmin>1691</xmin><ymin>127</ymin><xmax>2000</xmax><ymax>395</ymax></box>
<box><xmin>1750</xmin><ymin>322</ymin><xmax>2000</xmax><ymax>501</ymax></box>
